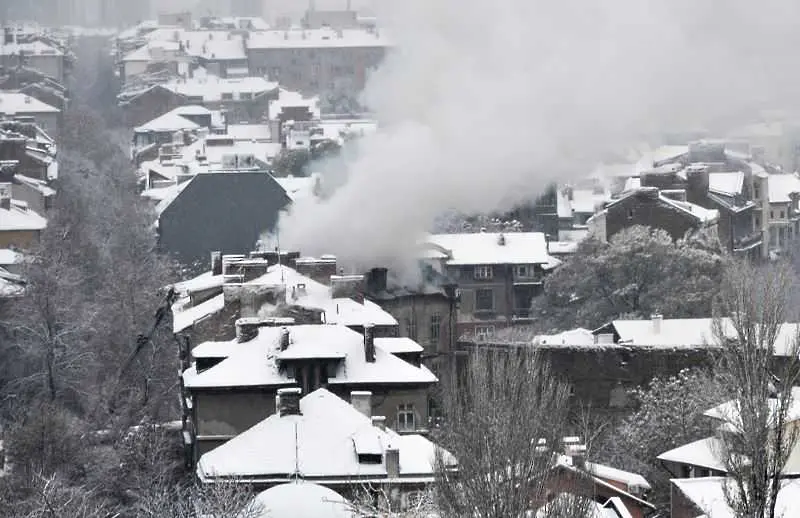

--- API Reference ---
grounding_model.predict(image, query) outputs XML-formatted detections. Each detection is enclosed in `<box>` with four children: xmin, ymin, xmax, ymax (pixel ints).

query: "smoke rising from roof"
<box><xmin>275</xmin><ymin>0</ymin><xmax>800</xmax><ymax>268</ymax></box>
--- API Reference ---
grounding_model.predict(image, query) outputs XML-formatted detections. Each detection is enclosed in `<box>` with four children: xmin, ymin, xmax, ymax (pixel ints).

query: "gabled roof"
<box><xmin>672</xmin><ymin>477</ymin><xmax>800</xmax><ymax>518</ymax></box>
<box><xmin>657</xmin><ymin>436</ymin><xmax>726</xmax><ymax>472</ymax></box>
<box><xmin>422</xmin><ymin>232</ymin><xmax>560</xmax><ymax>268</ymax></box>
<box><xmin>604</xmin><ymin>187</ymin><xmax>719</xmax><ymax>224</ymax></box>
<box><xmin>374</xmin><ymin>337</ymin><xmax>424</xmax><ymax>354</ymax></box>
<box><xmin>133</xmin><ymin>108</ymin><xmax>203</xmax><ymax>133</ymax></box>
<box><xmin>0</xmin><ymin>92</ymin><xmax>59</xmax><ymax>114</ymax></box>
<box><xmin>197</xmin><ymin>387</ymin><xmax>449</xmax><ymax>482</ymax></box>
<box><xmin>183</xmin><ymin>324</ymin><xmax>437</xmax><ymax>389</ymax></box>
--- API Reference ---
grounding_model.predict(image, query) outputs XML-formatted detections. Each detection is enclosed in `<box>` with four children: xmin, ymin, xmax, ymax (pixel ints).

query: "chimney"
<box><xmin>366</xmin><ymin>267</ymin><xmax>388</xmax><ymax>294</ymax></box>
<box><xmin>222</xmin><ymin>254</ymin><xmax>246</xmax><ymax>283</ymax></box>
<box><xmin>651</xmin><ymin>313</ymin><xmax>663</xmax><ymax>334</ymax></box>
<box><xmin>350</xmin><ymin>390</ymin><xmax>372</xmax><ymax>418</ymax></box>
<box><xmin>210</xmin><ymin>251</ymin><xmax>222</xmax><ymax>275</ymax></box>
<box><xmin>364</xmin><ymin>324</ymin><xmax>376</xmax><ymax>363</ymax></box>
<box><xmin>385</xmin><ymin>446</ymin><xmax>400</xmax><ymax>478</ymax></box>
<box><xmin>275</xmin><ymin>393</ymin><xmax>280</xmax><ymax>415</ymax></box>
<box><xmin>294</xmin><ymin>256</ymin><xmax>337</xmax><ymax>285</ymax></box>
<box><xmin>279</xmin><ymin>327</ymin><xmax>290</xmax><ymax>351</ymax></box>
<box><xmin>278</xmin><ymin>387</ymin><xmax>302</xmax><ymax>416</ymax></box>
<box><xmin>331</xmin><ymin>274</ymin><xmax>366</xmax><ymax>304</ymax></box>
<box><xmin>0</xmin><ymin>183</ymin><xmax>10</xmax><ymax>210</ymax></box>
<box><xmin>372</xmin><ymin>415</ymin><xmax>386</xmax><ymax>430</ymax></box>
<box><xmin>497</xmin><ymin>233</ymin><xmax>506</xmax><ymax>246</ymax></box>
<box><xmin>235</xmin><ymin>317</ymin><xmax>260</xmax><ymax>343</ymax></box>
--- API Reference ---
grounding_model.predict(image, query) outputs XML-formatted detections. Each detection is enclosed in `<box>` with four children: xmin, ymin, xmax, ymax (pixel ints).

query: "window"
<box><xmin>754</xmin><ymin>184</ymin><xmax>761</xmax><ymax>199</ymax></box>
<box><xmin>240</xmin><ymin>92</ymin><xmax>252</xmax><ymax>100</ymax></box>
<box><xmin>515</xmin><ymin>265</ymin><xmax>532</xmax><ymax>279</ymax></box>
<box><xmin>221</xmin><ymin>93</ymin><xmax>233</xmax><ymax>101</ymax></box>
<box><xmin>475</xmin><ymin>289</ymin><xmax>494</xmax><ymax>311</ymax></box>
<box><xmin>397</xmin><ymin>404</ymin><xmax>415</xmax><ymax>431</ymax></box>
<box><xmin>474</xmin><ymin>265</ymin><xmax>493</xmax><ymax>280</ymax></box>
<box><xmin>627</xmin><ymin>208</ymin><xmax>635</xmax><ymax>219</ymax></box>
<box><xmin>474</xmin><ymin>325</ymin><xmax>495</xmax><ymax>339</ymax></box>
<box><xmin>771</xmin><ymin>210</ymin><xmax>775</xmax><ymax>219</ymax></box>
<box><xmin>754</xmin><ymin>214</ymin><xmax>761</xmax><ymax>228</ymax></box>
<box><xmin>405</xmin><ymin>317</ymin><xmax>417</xmax><ymax>340</ymax></box>
<box><xmin>780</xmin><ymin>210</ymin><xmax>786</xmax><ymax>219</ymax></box>
<box><xmin>429</xmin><ymin>313</ymin><xmax>441</xmax><ymax>341</ymax></box>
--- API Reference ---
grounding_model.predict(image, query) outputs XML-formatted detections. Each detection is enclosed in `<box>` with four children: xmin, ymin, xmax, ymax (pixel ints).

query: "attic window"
<box><xmin>627</xmin><ymin>208</ymin><xmax>635</xmax><ymax>219</ymax></box>
<box><xmin>357</xmin><ymin>453</ymin><xmax>382</xmax><ymax>464</ymax></box>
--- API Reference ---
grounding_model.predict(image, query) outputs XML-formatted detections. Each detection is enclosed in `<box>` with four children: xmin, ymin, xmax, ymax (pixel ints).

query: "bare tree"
<box><xmin>433</xmin><ymin>348</ymin><xmax>593</xmax><ymax>518</ymax></box>
<box><xmin>712</xmin><ymin>260</ymin><xmax>800</xmax><ymax>518</ymax></box>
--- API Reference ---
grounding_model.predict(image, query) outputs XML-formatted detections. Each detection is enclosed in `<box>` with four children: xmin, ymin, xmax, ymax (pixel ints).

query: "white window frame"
<box><xmin>429</xmin><ymin>313</ymin><xmax>441</xmax><ymax>341</ymax></box>
<box><xmin>474</xmin><ymin>265</ymin><xmax>493</xmax><ymax>280</ymax></box>
<box><xmin>397</xmin><ymin>403</ymin><xmax>415</xmax><ymax>431</ymax></box>
<box><xmin>515</xmin><ymin>264</ymin><xmax>533</xmax><ymax>279</ymax></box>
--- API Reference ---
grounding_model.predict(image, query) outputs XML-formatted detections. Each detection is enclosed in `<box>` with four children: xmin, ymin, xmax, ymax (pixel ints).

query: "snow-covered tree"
<box><xmin>532</xmin><ymin>225</ymin><xmax>726</xmax><ymax>331</ymax></box>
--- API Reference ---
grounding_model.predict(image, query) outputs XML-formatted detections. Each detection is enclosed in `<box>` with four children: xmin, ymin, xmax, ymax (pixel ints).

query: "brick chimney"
<box><xmin>366</xmin><ymin>267</ymin><xmax>388</xmax><ymax>294</ymax></box>
<box><xmin>294</xmin><ymin>256</ymin><xmax>337</xmax><ymax>285</ymax></box>
<box><xmin>385</xmin><ymin>446</ymin><xmax>400</xmax><ymax>478</ymax></box>
<box><xmin>363</xmin><ymin>324</ymin><xmax>376</xmax><ymax>363</ymax></box>
<box><xmin>0</xmin><ymin>183</ymin><xmax>10</xmax><ymax>211</ymax></box>
<box><xmin>279</xmin><ymin>326</ymin><xmax>290</xmax><ymax>351</ymax></box>
<box><xmin>331</xmin><ymin>274</ymin><xmax>365</xmax><ymax>304</ymax></box>
<box><xmin>685</xmin><ymin>165</ymin><xmax>710</xmax><ymax>206</ymax></box>
<box><xmin>372</xmin><ymin>415</ymin><xmax>386</xmax><ymax>430</ymax></box>
<box><xmin>235</xmin><ymin>317</ymin><xmax>260</xmax><ymax>343</ymax></box>
<box><xmin>210</xmin><ymin>251</ymin><xmax>222</xmax><ymax>275</ymax></box>
<box><xmin>278</xmin><ymin>387</ymin><xmax>302</xmax><ymax>416</ymax></box>
<box><xmin>350</xmin><ymin>390</ymin><xmax>372</xmax><ymax>418</ymax></box>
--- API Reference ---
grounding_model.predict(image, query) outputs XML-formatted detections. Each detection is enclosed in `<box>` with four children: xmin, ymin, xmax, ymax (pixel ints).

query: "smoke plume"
<box><xmin>276</xmin><ymin>0</ymin><xmax>800</xmax><ymax>269</ymax></box>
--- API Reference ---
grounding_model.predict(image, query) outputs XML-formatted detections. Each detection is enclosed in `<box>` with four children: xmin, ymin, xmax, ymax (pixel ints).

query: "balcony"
<box><xmin>733</xmin><ymin>231</ymin><xmax>763</xmax><ymax>252</ymax></box>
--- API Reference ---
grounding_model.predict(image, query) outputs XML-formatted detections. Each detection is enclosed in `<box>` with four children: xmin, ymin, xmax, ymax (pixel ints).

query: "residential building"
<box><xmin>556</xmin><ymin>182</ymin><xmax>611</xmax><ymax>231</ymax></box>
<box><xmin>131</xmin><ymin>105</ymin><xmax>216</xmax><ymax>162</ymax></box>
<box><xmin>758</xmin><ymin>171</ymin><xmax>800</xmax><ymax>257</ymax></box>
<box><xmin>246</xmin><ymin>27</ymin><xmax>388</xmax><ymax>96</ymax></box>
<box><xmin>183</xmin><ymin>324</ymin><xmax>438</xmax><ymax>460</ymax></box>
<box><xmin>0</xmin><ymin>182</ymin><xmax>47</xmax><ymax>249</ymax></box>
<box><xmin>194</xmin><ymin>387</ymin><xmax>448</xmax><ymax>505</ymax></box>
<box><xmin>587</xmin><ymin>187</ymin><xmax>720</xmax><ymax>243</ymax></box>
<box><xmin>0</xmin><ymin>66</ymin><xmax>69</xmax><ymax>111</ymax></box>
<box><xmin>0</xmin><ymin>118</ymin><xmax>58</xmax><ymax>182</ymax></box>
<box><xmin>661</xmin><ymin>389</ymin><xmax>800</xmax><ymax>517</ymax></box>
<box><xmin>0</xmin><ymin>93</ymin><xmax>60</xmax><ymax>140</ymax></box>
<box><xmin>363</xmin><ymin>266</ymin><xmax>459</xmax><ymax>380</ymax></box>
<box><xmin>155</xmin><ymin>171</ymin><xmax>292</xmax><ymax>267</ymax></box>
<box><xmin>0</xmin><ymin>40</ymin><xmax>66</xmax><ymax>84</ymax></box>
<box><xmin>420</xmin><ymin>232</ymin><xmax>560</xmax><ymax>338</ymax></box>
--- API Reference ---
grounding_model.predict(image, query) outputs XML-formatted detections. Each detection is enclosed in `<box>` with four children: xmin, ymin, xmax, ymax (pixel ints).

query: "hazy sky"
<box><xmin>274</xmin><ymin>0</ymin><xmax>800</xmax><ymax>271</ymax></box>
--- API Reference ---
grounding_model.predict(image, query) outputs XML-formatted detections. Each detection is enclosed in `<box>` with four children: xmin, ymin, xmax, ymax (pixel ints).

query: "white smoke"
<box><xmin>276</xmin><ymin>0</ymin><xmax>800</xmax><ymax>269</ymax></box>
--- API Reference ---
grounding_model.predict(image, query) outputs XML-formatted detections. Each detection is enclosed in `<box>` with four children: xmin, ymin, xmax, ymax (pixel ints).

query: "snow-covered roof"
<box><xmin>134</xmin><ymin>110</ymin><xmax>201</xmax><ymax>133</ymax></box>
<box><xmin>704</xmin><ymin>387</ymin><xmax>800</xmax><ymax>427</ymax></box>
<box><xmin>269</xmin><ymin>89</ymin><xmax>321</xmax><ymax>120</ymax></box>
<box><xmin>672</xmin><ymin>477</ymin><xmax>800</xmax><ymax>518</ymax></box>
<box><xmin>224</xmin><ymin>123</ymin><xmax>271</xmax><ymax>141</ymax></box>
<box><xmin>173</xmin><ymin>271</ymin><xmax>224</xmax><ymax>296</ymax></box>
<box><xmin>0</xmin><ymin>40</ymin><xmax>63</xmax><ymax>56</ymax></box>
<box><xmin>586</xmin><ymin>461</ymin><xmax>651</xmax><ymax>491</ymax></box>
<box><xmin>162</xmin><ymin>75</ymin><xmax>278</xmax><ymax>102</ymax></box>
<box><xmin>183</xmin><ymin>324</ymin><xmax>436</xmax><ymax>389</ymax></box>
<box><xmin>709</xmin><ymin>172</ymin><xmax>744</xmax><ymax>196</ymax></box>
<box><xmin>0</xmin><ymin>267</ymin><xmax>25</xmax><ymax>297</ymax></box>
<box><xmin>768</xmin><ymin>173</ymin><xmax>800</xmax><ymax>203</ymax></box>
<box><xmin>0</xmin><ymin>93</ymin><xmax>59</xmax><ymax>114</ymax></box>
<box><xmin>533</xmin><ymin>328</ymin><xmax>595</xmax><ymax>346</ymax></box>
<box><xmin>0</xmin><ymin>249</ymin><xmax>23</xmax><ymax>265</ymax></box>
<box><xmin>14</xmin><ymin>174</ymin><xmax>56</xmax><ymax>197</ymax></box>
<box><xmin>0</xmin><ymin>201</ymin><xmax>47</xmax><ymax>231</ymax></box>
<box><xmin>173</xmin><ymin>293</ymin><xmax>224</xmax><ymax>333</ymax></box>
<box><xmin>247</xmin><ymin>27</ymin><xmax>390</xmax><ymax>50</ymax></box>
<box><xmin>374</xmin><ymin>337</ymin><xmax>424</xmax><ymax>354</ymax></box>
<box><xmin>275</xmin><ymin>174</ymin><xmax>319</xmax><ymax>202</ymax></box>
<box><xmin>660</xmin><ymin>195</ymin><xmax>719</xmax><ymax>223</ymax></box>
<box><xmin>423</xmin><ymin>232</ymin><xmax>560</xmax><ymax>268</ymax></box>
<box><xmin>599</xmin><ymin>318</ymin><xmax>800</xmax><ymax>356</ymax></box>
<box><xmin>249</xmin><ymin>264</ymin><xmax>398</xmax><ymax>327</ymax></box>
<box><xmin>657</xmin><ymin>437</ymin><xmax>726</xmax><ymax>472</ymax></box>
<box><xmin>635</xmin><ymin>145</ymin><xmax>689</xmax><ymax>173</ymax></box>
<box><xmin>122</xmin><ymin>40</ymin><xmax>182</xmax><ymax>62</ymax></box>
<box><xmin>197</xmin><ymin>387</ymin><xmax>449</xmax><ymax>482</ymax></box>
<box><xmin>251</xmin><ymin>482</ymin><xmax>352</xmax><ymax>518</ymax></box>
